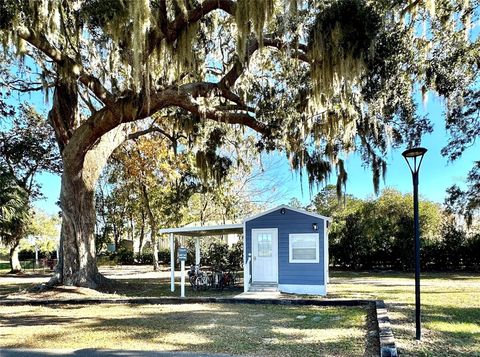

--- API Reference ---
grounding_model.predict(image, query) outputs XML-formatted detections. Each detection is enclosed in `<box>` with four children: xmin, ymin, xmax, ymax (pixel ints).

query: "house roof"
<box><xmin>243</xmin><ymin>204</ymin><xmax>332</xmax><ymax>223</ymax></box>
<box><xmin>159</xmin><ymin>205</ymin><xmax>332</xmax><ymax>237</ymax></box>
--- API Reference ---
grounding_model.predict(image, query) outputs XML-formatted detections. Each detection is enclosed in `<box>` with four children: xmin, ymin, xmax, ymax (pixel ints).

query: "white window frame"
<box><xmin>289</xmin><ymin>233</ymin><xmax>320</xmax><ymax>263</ymax></box>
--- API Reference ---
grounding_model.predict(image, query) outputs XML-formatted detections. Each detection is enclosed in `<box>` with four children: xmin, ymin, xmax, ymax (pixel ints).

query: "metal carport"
<box><xmin>159</xmin><ymin>224</ymin><xmax>243</xmax><ymax>292</ymax></box>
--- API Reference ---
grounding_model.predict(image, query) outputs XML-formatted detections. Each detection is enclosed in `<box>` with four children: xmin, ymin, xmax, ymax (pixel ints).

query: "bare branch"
<box><xmin>78</xmin><ymin>90</ymin><xmax>97</xmax><ymax>114</ymax></box>
<box><xmin>148</xmin><ymin>0</ymin><xmax>236</xmax><ymax>52</ymax></box>
<box><xmin>78</xmin><ymin>73</ymin><xmax>115</xmax><ymax>108</ymax></box>
<box><xmin>165</xmin><ymin>0</ymin><xmax>236</xmax><ymax>41</ymax></box>
<box><xmin>220</xmin><ymin>37</ymin><xmax>308</xmax><ymax>89</ymax></box>
<box><xmin>17</xmin><ymin>25</ymin><xmax>115</xmax><ymax>107</ymax></box>
<box><xmin>127</xmin><ymin>126</ymin><xmax>176</xmax><ymax>142</ymax></box>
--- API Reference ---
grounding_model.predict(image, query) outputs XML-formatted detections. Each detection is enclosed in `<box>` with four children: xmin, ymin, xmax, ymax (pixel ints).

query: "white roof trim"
<box><xmin>159</xmin><ymin>223</ymin><xmax>243</xmax><ymax>236</ymax></box>
<box><xmin>243</xmin><ymin>204</ymin><xmax>332</xmax><ymax>223</ymax></box>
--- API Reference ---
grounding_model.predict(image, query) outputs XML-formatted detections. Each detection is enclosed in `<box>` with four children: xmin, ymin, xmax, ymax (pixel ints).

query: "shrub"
<box><xmin>228</xmin><ymin>241</ymin><xmax>243</xmax><ymax>269</ymax></box>
<box><xmin>114</xmin><ymin>248</ymin><xmax>134</xmax><ymax>265</ymax></box>
<box><xmin>205</xmin><ymin>241</ymin><xmax>229</xmax><ymax>269</ymax></box>
<box><xmin>18</xmin><ymin>250</ymin><xmax>35</xmax><ymax>260</ymax></box>
<box><xmin>158</xmin><ymin>249</ymin><xmax>170</xmax><ymax>263</ymax></box>
<box><xmin>18</xmin><ymin>249</ymin><xmax>56</xmax><ymax>260</ymax></box>
<box><xmin>137</xmin><ymin>252</ymin><xmax>153</xmax><ymax>264</ymax></box>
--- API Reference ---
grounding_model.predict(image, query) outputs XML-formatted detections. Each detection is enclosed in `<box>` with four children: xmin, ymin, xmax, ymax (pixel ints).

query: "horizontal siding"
<box><xmin>246</xmin><ymin>208</ymin><xmax>325</xmax><ymax>286</ymax></box>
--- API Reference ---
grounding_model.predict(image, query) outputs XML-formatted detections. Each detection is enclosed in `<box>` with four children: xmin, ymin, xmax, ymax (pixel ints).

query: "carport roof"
<box><xmin>158</xmin><ymin>223</ymin><xmax>243</xmax><ymax>237</ymax></box>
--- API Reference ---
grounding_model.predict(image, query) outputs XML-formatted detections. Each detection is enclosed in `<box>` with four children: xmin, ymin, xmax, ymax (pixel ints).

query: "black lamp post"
<box><xmin>402</xmin><ymin>147</ymin><xmax>427</xmax><ymax>341</ymax></box>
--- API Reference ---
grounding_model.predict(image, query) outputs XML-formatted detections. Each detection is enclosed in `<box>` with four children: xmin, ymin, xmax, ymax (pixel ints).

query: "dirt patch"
<box><xmin>6</xmin><ymin>286</ymin><xmax>113</xmax><ymax>300</ymax></box>
<box><xmin>364</xmin><ymin>305</ymin><xmax>380</xmax><ymax>356</ymax></box>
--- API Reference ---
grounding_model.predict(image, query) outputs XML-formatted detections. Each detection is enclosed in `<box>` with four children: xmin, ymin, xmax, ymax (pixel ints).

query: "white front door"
<box><xmin>252</xmin><ymin>228</ymin><xmax>278</xmax><ymax>283</ymax></box>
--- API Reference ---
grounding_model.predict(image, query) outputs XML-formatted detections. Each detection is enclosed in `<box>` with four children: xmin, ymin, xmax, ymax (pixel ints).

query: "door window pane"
<box><xmin>258</xmin><ymin>233</ymin><xmax>272</xmax><ymax>257</ymax></box>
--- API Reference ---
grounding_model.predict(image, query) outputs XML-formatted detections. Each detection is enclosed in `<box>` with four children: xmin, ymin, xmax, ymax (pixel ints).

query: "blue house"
<box><xmin>160</xmin><ymin>204</ymin><xmax>331</xmax><ymax>296</ymax></box>
<box><xmin>243</xmin><ymin>205</ymin><xmax>331</xmax><ymax>295</ymax></box>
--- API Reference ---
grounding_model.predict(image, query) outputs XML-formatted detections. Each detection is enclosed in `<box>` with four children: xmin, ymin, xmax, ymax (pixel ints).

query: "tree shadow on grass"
<box><xmin>104</xmin><ymin>278</ymin><xmax>242</xmax><ymax>298</ymax></box>
<box><xmin>0</xmin><ymin>314</ymin><xmax>79</xmax><ymax>327</ymax></box>
<box><xmin>0</xmin><ymin>349</ymin><xmax>233</xmax><ymax>357</ymax></box>
<box><xmin>0</xmin><ymin>283</ymin><xmax>33</xmax><ymax>298</ymax></box>
<box><xmin>2</xmin><ymin>304</ymin><xmax>373</xmax><ymax>357</ymax></box>
<box><xmin>0</xmin><ymin>272</ymin><xmax>52</xmax><ymax>279</ymax></box>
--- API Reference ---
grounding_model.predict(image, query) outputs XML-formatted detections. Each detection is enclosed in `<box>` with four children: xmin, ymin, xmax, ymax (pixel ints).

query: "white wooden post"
<box><xmin>244</xmin><ymin>253</ymin><xmax>252</xmax><ymax>292</ymax></box>
<box><xmin>170</xmin><ymin>233</ymin><xmax>175</xmax><ymax>292</ymax></box>
<box><xmin>180</xmin><ymin>260</ymin><xmax>185</xmax><ymax>298</ymax></box>
<box><xmin>195</xmin><ymin>237</ymin><xmax>200</xmax><ymax>266</ymax></box>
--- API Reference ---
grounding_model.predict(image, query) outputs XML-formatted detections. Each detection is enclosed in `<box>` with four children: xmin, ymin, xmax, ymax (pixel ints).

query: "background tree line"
<box><xmin>301</xmin><ymin>185</ymin><xmax>480</xmax><ymax>271</ymax></box>
<box><xmin>0</xmin><ymin>104</ymin><xmax>60</xmax><ymax>272</ymax></box>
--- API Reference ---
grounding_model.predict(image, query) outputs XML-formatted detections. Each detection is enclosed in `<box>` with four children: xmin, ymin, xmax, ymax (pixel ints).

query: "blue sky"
<box><xmin>282</xmin><ymin>94</ymin><xmax>479</xmax><ymax>207</ymax></box>
<box><xmin>30</xmin><ymin>90</ymin><xmax>479</xmax><ymax>216</ymax></box>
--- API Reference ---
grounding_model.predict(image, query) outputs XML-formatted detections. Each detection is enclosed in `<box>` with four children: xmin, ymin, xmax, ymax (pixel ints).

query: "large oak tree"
<box><xmin>0</xmin><ymin>0</ymin><xmax>476</xmax><ymax>287</ymax></box>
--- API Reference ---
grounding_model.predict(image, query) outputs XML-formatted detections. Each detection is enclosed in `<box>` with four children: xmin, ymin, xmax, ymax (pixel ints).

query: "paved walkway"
<box><xmin>0</xmin><ymin>349</ymin><xmax>233</xmax><ymax>357</ymax></box>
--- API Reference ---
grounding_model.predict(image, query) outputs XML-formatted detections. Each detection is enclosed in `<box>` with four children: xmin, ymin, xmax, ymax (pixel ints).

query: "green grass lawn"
<box><xmin>1</xmin><ymin>269</ymin><xmax>479</xmax><ymax>356</ymax></box>
<box><xmin>0</xmin><ymin>303</ymin><xmax>370</xmax><ymax>356</ymax></box>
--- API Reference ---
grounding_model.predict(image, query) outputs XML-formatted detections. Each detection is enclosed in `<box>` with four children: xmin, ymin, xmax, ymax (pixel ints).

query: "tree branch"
<box><xmin>127</xmin><ymin>126</ymin><xmax>176</xmax><ymax>142</ymax></box>
<box><xmin>220</xmin><ymin>37</ymin><xmax>309</xmax><ymax>89</ymax></box>
<box><xmin>157</xmin><ymin>90</ymin><xmax>270</xmax><ymax>135</ymax></box>
<box><xmin>16</xmin><ymin>26</ymin><xmax>64</xmax><ymax>61</ymax></box>
<box><xmin>179</xmin><ymin>81</ymin><xmax>248</xmax><ymax>109</ymax></box>
<box><xmin>165</xmin><ymin>0</ymin><xmax>236</xmax><ymax>42</ymax></box>
<box><xmin>16</xmin><ymin>25</ymin><xmax>114</xmax><ymax>107</ymax></box>
<box><xmin>78</xmin><ymin>73</ymin><xmax>115</xmax><ymax>108</ymax></box>
<box><xmin>78</xmin><ymin>90</ymin><xmax>98</xmax><ymax>114</ymax></box>
<box><xmin>215</xmin><ymin>104</ymin><xmax>255</xmax><ymax>112</ymax></box>
<box><xmin>148</xmin><ymin>0</ymin><xmax>236</xmax><ymax>53</ymax></box>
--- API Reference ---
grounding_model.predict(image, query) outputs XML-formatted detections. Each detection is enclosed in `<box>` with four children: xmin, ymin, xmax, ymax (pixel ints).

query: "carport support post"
<box><xmin>170</xmin><ymin>233</ymin><xmax>175</xmax><ymax>292</ymax></box>
<box><xmin>195</xmin><ymin>237</ymin><xmax>200</xmax><ymax>266</ymax></box>
<box><xmin>180</xmin><ymin>259</ymin><xmax>185</xmax><ymax>298</ymax></box>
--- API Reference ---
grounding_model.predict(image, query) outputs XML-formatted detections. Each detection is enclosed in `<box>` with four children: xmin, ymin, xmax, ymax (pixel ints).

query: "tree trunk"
<box><xmin>9</xmin><ymin>240</ymin><xmax>22</xmax><ymax>274</ymax></box>
<box><xmin>113</xmin><ymin>223</ymin><xmax>119</xmax><ymax>251</ymax></box>
<box><xmin>150</xmin><ymin>219</ymin><xmax>159</xmax><ymax>271</ymax></box>
<box><xmin>59</xmin><ymin>167</ymin><xmax>103</xmax><ymax>287</ymax></box>
<box><xmin>49</xmin><ymin>124</ymin><xmax>131</xmax><ymax>288</ymax></box>
<box><xmin>138</xmin><ymin>210</ymin><xmax>145</xmax><ymax>256</ymax></box>
<box><xmin>140</xmin><ymin>183</ymin><xmax>159</xmax><ymax>271</ymax></box>
<box><xmin>130</xmin><ymin>213</ymin><xmax>134</xmax><ymax>242</ymax></box>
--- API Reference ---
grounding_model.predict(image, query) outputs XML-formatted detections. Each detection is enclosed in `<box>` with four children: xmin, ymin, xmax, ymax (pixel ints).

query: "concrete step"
<box><xmin>249</xmin><ymin>283</ymin><xmax>279</xmax><ymax>292</ymax></box>
<box><xmin>234</xmin><ymin>291</ymin><xmax>281</xmax><ymax>299</ymax></box>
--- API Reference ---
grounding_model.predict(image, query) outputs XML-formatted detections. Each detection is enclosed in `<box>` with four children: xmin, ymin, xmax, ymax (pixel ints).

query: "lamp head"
<box><xmin>402</xmin><ymin>147</ymin><xmax>427</xmax><ymax>174</ymax></box>
<box><xmin>402</xmin><ymin>147</ymin><xmax>427</xmax><ymax>158</ymax></box>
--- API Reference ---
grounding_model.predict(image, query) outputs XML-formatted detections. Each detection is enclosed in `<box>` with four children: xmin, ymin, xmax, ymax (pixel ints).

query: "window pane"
<box><xmin>290</xmin><ymin>234</ymin><xmax>318</xmax><ymax>261</ymax></box>
<box><xmin>258</xmin><ymin>233</ymin><xmax>272</xmax><ymax>257</ymax></box>
<box><xmin>292</xmin><ymin>248</ymin><xmax>316</xmax><ymax>260</ymax></box>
